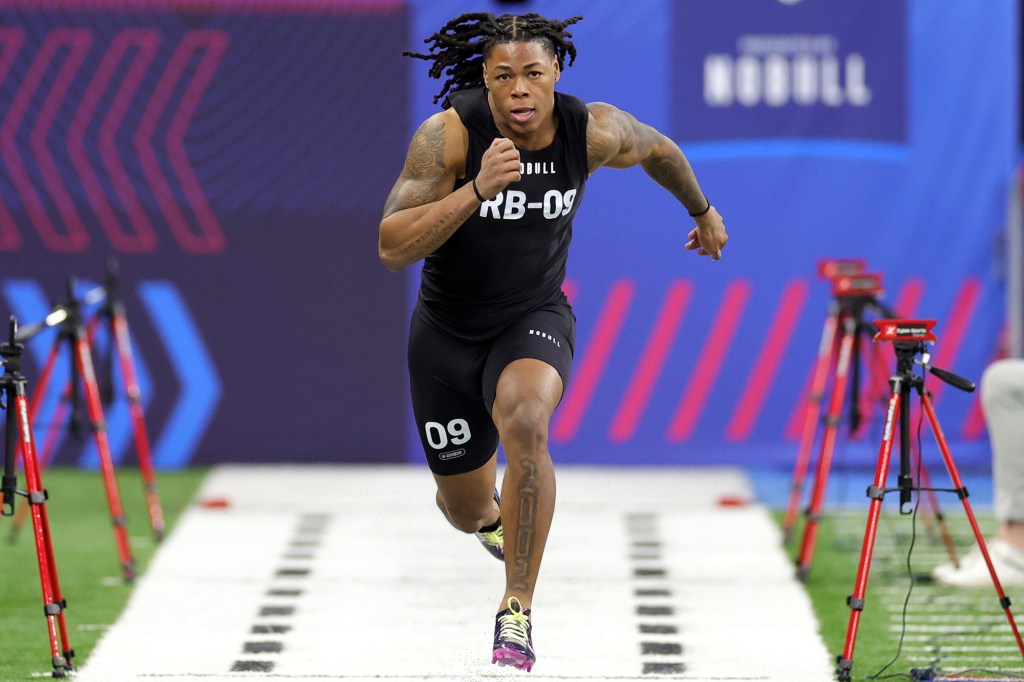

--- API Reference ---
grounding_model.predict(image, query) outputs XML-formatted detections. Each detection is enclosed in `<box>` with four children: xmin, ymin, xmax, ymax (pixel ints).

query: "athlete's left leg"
<box><xmin>490</xmin><ymin>358</ymin><xmax>562</xmax><ymax>612</ymax></box>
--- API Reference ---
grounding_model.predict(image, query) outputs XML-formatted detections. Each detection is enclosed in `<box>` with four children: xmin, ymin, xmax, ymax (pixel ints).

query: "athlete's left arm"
<box><xmin>586</xmin><ymin>101</ymin><xmax>728</xmax><ymax>260</ymax></box>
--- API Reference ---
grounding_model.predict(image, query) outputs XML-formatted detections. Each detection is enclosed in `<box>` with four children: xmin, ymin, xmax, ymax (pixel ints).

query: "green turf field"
<box><xmin>0</xmin><ymin>467</ymin><xmax>207</xmax><ymax>682</ymax></box>
<box><xmin>784</xmin><ymin>505</ymin><xmax>1024</xmax><ymax>681</ymax></box>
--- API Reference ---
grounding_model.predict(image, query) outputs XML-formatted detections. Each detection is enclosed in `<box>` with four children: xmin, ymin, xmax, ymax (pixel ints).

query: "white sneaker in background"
<box><xmin>932</xmin><ymin>539</ymin><xmax>1024</xmax><ymax>588</ymax></box>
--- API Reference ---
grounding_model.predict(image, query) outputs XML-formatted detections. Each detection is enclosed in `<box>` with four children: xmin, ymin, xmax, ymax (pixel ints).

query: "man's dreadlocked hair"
<box><xmin>404</xmin><ymin>12</ymin><xmax>583</xmax><ymax>108</ymax></box>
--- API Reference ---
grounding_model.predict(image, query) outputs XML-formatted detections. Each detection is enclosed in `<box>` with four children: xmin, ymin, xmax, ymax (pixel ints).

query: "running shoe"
<box><xmin>932</xmin><ymin>539</ymin><xmax>1024</xmax><ymax>587</ymax></box>
<box><xmin>492</xmin><ymin>596</ymin><xmax>535</xmax><ymax>671</ymax></box>
<box><xmin>475</xmin><ymin>490</ymin><xmax>504</xmax><ymax>561</ymax></box>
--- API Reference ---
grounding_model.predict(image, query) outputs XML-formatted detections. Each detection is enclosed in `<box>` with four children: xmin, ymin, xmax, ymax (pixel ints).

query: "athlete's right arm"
<box><xmin>378</xmin><ymin>110</ymin><xmax>477</xmax><ymax>272</ymax></box>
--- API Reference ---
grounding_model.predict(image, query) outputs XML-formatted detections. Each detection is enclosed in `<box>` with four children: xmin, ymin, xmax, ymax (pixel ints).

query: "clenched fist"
<box><xmin>474</xmin><ymin>138</ymin><xmax>522</xmax><ymax>200</ymax></box>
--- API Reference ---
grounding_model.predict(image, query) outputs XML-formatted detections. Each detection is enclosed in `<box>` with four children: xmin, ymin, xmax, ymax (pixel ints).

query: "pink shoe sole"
<box><xmin>492</xmin><ymin>648</ymin><xmax>534</xmax><ymax>672</ymax></box>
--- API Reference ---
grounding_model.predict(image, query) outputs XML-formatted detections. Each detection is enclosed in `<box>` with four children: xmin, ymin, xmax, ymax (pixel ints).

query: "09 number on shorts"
<box><xmin>424</xmin><ymin>419</ymin><xmax>472</xmax><ymax>449</ymax></box>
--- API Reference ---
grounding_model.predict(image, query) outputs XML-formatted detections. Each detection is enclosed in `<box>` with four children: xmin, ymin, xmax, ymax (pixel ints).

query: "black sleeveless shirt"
<box><xmin>414</xmin><ymin>87</ymin><xmax>590</xmax><ymax>342</ymax></box>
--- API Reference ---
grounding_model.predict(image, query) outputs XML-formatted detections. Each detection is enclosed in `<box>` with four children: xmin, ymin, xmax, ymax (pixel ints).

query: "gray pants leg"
<box><xmin>983</xmin><ymin>359</ymin><xmax>1024</xmax><ymax>522</ymax></box>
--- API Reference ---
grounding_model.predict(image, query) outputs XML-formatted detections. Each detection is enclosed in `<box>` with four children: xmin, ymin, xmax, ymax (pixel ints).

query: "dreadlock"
<box><xmin>405</xmin><ymin>12</ymin><xmax>583</xmax><ymax>108</ymax></box>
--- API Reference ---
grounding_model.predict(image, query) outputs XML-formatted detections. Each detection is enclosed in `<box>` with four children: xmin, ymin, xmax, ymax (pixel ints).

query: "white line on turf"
<box><xmin>73</xmin><ymin>465</ymin><xmax>833</xmax><ymax>682</ymax></box>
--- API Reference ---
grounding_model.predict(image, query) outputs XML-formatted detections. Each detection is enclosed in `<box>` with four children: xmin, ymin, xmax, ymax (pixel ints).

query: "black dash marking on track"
<box><xmin>626</xmin><ymin>512</ymin><xmax>685</xmax><ymax>677</ymax></box>
<box><xmin>641</xmin><ymin>642</ymin><xmax>683</xmax><ymax>656</ymax></box>
<box><xmin>251</xmin><ymin>624</ymin><xmax>292</xmax><ymax>634</ymax></box>
<box><xmin>244</xmin><ymin>641</ymin><xmax>284</xmax><ymax>654</ymax></box>
<box><xmin>643</xmin><ymin>661</ymin><xmax>685</xmax><ymax>674</ymax></box>
<box><xmin>232</xmin><ymin>512</ymin><xmax>332</xmax><ymax>674</ymax></box>
<box><xmin>276</xmin><ymin>568</ymin><xmax>311</xmax><ymax>577</ymax></box>
<box><xmin>231</xmin><ymin>661</ymin><xmax>274</xmax><ymax>672</ymax></box>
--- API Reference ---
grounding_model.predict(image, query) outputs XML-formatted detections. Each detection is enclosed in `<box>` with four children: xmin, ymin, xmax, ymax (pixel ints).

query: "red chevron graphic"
<box><xmin>666</xmin><ymin>279</ymin><xmax>751</xmax><ymax>442</ymax></box>
<box><xmin>136</xmin><ymin>30</ymin><xmax>229</xmax><ymax>254</ymax></box>
<box><xmin>168</xmin><ymin>30</ymin><xmax>229</xmax><ymax>253</ymax></box>
<box><xmin>0</xmin><ymin>28</ymin><xmax>25</xmax><ymax>250</ymax></box>
<box><xmin>1</xmin><ymin>30</ymin><xmax>88</xmax><ymax>251</ymax></box>
<box><xmin>608</xmin><ymin>279</ymin><xmax>692</xmax><ymax>443</ymax></box>
<box><xmin>70</xmin><ymin>29</ymin><xmax>161</xmax><ymax>253</ymax></box>
<box><xmin>726</xmin><ymin>278</ymin><xmax>808</xmax><ymax>442</ymax></box>
<box><xmin>30</xmin><ymin>28</ymin><xmax>92</xmax><ymax>253</ymax></box>
<box><xmin>552</xmin><ymin>278</ymin><xmax>636</xmax><ymax>443</ymax></box>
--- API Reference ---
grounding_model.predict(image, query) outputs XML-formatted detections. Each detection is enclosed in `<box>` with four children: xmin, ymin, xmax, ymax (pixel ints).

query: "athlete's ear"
<box><xmin>553</xmin><ymin>60</ymin><xmax>560</xmax><ymax>82</ymax></box>
<box><xmin>482</xmin><ymin>62</ymin><xmax>490</xmax><ymax>89</ymax></box>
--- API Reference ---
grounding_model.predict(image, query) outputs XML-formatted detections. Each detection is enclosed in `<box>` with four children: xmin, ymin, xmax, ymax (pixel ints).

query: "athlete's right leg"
<box><xmin>433</xmin><ymin>451</ymin><xmax>500</xmax><ymax>533</ymax></box>
<box><xmin>407</xmin><ymin>312</ymin><xmax>501</xmax><ymax>535</ymax></box>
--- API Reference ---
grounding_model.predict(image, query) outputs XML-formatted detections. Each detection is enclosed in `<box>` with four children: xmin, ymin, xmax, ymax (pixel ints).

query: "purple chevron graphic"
<box><xmin>0</xmin><ymin>28</ymin><xmax>24</xmax><ymax>250</ymax></box>
<box><xmin>1</xmin><ymin>27</ymin><xmax>230</xmax><ymax>254</ymax></box>
<box><xmin>68</xmin><ymin>29</ymin><xmax>161</xmax><ymax>253</ymax></box>
<box><xmin>30</xmin><ymin>28</ymin><xmax>93</xmax><ymax>252</ymax></box>
<box><xmin>1</xmin><ymin>30</ymin><xmax>88</xmax><ymax>251</ymax></box>
<box><xmin>135</xmin><ymin>30</ymin><xmax>229</xmax><ymax>254</ymax></box>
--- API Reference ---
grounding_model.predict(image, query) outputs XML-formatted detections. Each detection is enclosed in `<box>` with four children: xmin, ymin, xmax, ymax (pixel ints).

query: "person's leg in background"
<box><xmin>934</xmin><ymin>358</ymin><xmax>1024</xmax><ymax>586</ymax></box>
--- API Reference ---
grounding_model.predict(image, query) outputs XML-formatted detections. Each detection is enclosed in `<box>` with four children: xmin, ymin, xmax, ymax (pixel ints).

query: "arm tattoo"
<box><xmin>382</xmin><ymin>117</ymin><xmax>448</xmax><ymax>218</ymax></box>
<box><xmin>396</xmin><ymin>203</ymin><xmax>473</xmax><ymax>259</ymax></box>
<box><xmin>510</xmin><ymin>459</ymin><xmax>539</xmax><ymax>593</ymax></box>
<box><xmin>587</xmin><ymin>103</ymin><xmax>706</xmax><ymax>214</ymax></box>
<box><xmin>643</xmin><ymin>152</ymin><xmax>705</xmax><ymax>213</ymax></box>
<box><xmin>405</xmin><ymin>118</ymin><xmax>447</xmax><ymax>178</ymax></box>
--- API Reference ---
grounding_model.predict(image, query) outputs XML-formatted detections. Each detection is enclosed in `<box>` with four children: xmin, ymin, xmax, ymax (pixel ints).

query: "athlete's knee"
<box><xmin>495</xmin><ymin>398</ymin><xmax>551</xmax><ymax>454</ymax></box>
<box><xmin>437</xmin><ymin>488</ymin><xmax>494</xmax><ymax>533</ymax></box>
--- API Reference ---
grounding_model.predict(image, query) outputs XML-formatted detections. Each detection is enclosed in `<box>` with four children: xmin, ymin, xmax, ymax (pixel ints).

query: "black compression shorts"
<box><xmin>407</xmin><ymin>302</ymin><xmax>575</xmax><ymax>476</ymax></box>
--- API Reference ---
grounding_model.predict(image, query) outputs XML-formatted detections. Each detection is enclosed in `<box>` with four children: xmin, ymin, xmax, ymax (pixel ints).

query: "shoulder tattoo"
<box><xmin>404</xmin><ymin>117</ymin><xmax>447</xmax><ymax>179</ymax></box>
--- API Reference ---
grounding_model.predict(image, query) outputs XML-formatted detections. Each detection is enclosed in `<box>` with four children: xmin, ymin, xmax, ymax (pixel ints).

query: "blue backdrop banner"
<box><xmin>407</xmin><ymin>0</ymin><xmax>1017</xmax><ymax>472</ymax></box>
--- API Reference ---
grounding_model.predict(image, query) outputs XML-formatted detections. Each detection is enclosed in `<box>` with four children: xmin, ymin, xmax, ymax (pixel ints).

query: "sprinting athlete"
<box><xmin>378</xmin><ymin>11</ymin><xmax>728</xmax><ymax>671</ymax></box>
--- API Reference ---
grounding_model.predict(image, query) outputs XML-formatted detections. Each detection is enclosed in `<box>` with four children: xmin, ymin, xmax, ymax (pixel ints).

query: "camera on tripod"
<box><xmin>872</xmin><ymin>319</ymin><xmax>976</xmax><ymax>394</ymax></box>
<box><xmin>872</xmin><ymin>318</ymin><xmax>936</xmax><ymax>343</ymax></box>
<box><xmin>831</xmin><ymin>272</ymin><xmax>883</xmax><ymax>298</ymax></box>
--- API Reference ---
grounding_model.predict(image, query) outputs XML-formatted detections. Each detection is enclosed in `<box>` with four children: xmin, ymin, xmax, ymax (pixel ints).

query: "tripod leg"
<box><xmin>796</xmin><ymin>314</ymin><xmax>856</xmax><ymax>580</ymax></box>
<box><xmin>112</xmin><ymin>309</ymin><xmax>165</xmax><ymax>541</ymax></box>
<box><xmin>784</xmin><ymin>301</ymin><xmax>840</xmax><ymax>544</ymax></box>
<box><xmin>74</xmin><ymin>334</ymin><xmax>136</xmax><ymax>583</ymax></box>
<box><xmin>849</xmin><ymin>334</ymin><xmax>893</xmax><ymax>440</ymax></box>
<box><xmin>911</xmin><ymin>440</ymin><xmax>961</xmax><ymax>568</ymax></box>
<box><xmin>921</xmin><ymin>392</ymin><xmax>1024</xmax><ymax>657</ymax></box>
<box><xmin>12</xmin><ymin>387</ymin><xmax>75</xmax><ymax>676</ymax></box>
<box><xmin>836</xmin><ymin>381</ymin><xmax>903</xmax><ymax>682</ymax></box>
<box><xmin>10</xmin><ymin>345</ymin><xmax>67</xmax><ymax>545</ymax></box>
<box><xmin>10</xmin><ymin>394</ymin><xmax>69</xmax><ymax>544</ymax></box>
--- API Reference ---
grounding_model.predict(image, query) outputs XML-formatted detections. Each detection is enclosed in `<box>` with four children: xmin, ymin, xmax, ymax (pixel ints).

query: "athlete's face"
<box><xmin>482</xmin><ymin>40</ymin><xmax>560</xmax><ymax>143</ymax></box>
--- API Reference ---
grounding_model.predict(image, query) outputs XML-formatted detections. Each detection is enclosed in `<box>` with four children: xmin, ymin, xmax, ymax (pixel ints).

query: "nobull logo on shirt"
<box><xmin>672</xmin><ymin>0</ymin><xmax>906</xmax><ymax>143</ymax></box>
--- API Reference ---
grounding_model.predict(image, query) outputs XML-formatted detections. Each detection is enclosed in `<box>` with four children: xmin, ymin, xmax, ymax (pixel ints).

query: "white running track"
<box><xmin>73</xmin><ymin>465</ymin><xmax>833</xmax><ymax>682</ymax></box>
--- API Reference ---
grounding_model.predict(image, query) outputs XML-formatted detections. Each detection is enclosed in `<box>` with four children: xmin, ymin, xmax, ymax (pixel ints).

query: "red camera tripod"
<box><xmin>835</xmin><ymin>319</ymin><xmax>1024</xmax><ymax>681</ymax></box>
<box><xmin>1</xmin><ymin>317</ymin><xmax>75</xmax><ymax>677</ymax></box>
<box><xmin>786</xmin><ymin>268</ymin><xmax>956</xmax><ymax>579</ymax></box>
<box><xmin>14</xmin><ymin>278</ymin><xmax>136</xmax><ymax>583</ymax></box>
